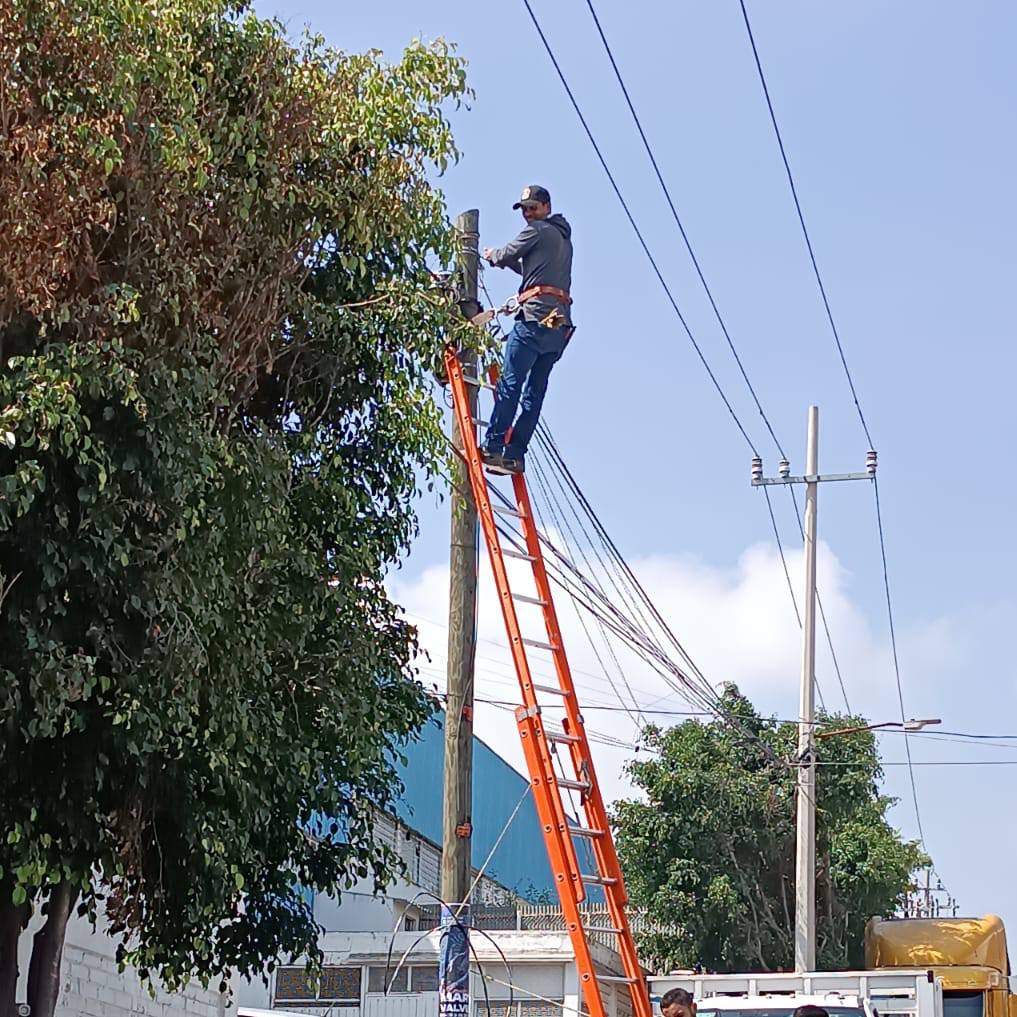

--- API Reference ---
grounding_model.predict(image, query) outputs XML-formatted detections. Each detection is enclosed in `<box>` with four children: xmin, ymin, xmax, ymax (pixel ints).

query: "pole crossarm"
<box><xmin>752</xmin><ymin>471</ymin><xmax>873</xmax><ymax>486</ymax></box>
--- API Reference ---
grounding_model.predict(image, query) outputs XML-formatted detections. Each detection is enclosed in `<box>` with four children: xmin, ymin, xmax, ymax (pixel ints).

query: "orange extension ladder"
<box><xmin>443</xmin><ymin>345</ymin><xmax>653</xmax><ymax>1017</ymax></box>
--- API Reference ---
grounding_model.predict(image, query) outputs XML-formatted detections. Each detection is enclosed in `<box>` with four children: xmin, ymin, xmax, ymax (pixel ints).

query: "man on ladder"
<box><xmin>481</xmin><ymin>185</ymin><xmax>574</xmax><ymax>476</ymax></box>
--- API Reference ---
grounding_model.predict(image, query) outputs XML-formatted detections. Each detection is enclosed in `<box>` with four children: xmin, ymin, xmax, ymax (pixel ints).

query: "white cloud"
<box><xmin>388</xmin><ymin>536</ymin><xmax>965</xmax><ymax>806</ymax></box>
<box><xmin>388</xmin><ymin>535</ymin><xmax>1017</xmax><ymax>930</ymax></box>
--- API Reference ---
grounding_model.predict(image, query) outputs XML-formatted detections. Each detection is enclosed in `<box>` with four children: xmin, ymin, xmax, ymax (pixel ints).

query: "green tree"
<box><xmin>0</xmin><ymin>2</ymin><xmax>477</xmax><ymax>1013</ymax></box>
<box><xmin>613</xmin><ymin>686</ymin><xmax>927</xmax><ymax>973</ymax></box>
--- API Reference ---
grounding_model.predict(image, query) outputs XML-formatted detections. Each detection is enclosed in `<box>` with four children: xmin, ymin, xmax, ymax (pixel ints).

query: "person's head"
<box><xmin>512</xmin><ymin>184</ymin><xmax>552</xmax><ymax>224</ymax></box>
<box><xmin>661</xmin><ymin>988</ymin><xmax>697</xmax><ymax>1017</ymax></box>
<box><xmin>793</xmin><ymin>1006</ymin><xmax>829</xmax><ymax>1017</ymax></box>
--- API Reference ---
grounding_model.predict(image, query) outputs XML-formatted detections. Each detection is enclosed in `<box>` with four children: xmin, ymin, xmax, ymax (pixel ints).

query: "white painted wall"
<box><xmin>15</xmin><ymin>911</ymin><xmax>224</xmax><ymax>1017</ymax></box>
<box><xmin>315</xmin><ymin>891</ymin><xmax>396</xmax><ymax>933</ymax></box>
<box><xmin>363</xmin><ymin>993</ymin><xmax>437</xmax><ymax>1017</ymax></box>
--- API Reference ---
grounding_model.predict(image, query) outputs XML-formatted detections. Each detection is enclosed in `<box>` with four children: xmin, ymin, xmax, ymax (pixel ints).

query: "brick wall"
<box><xmin>17</xmin><ymin>919</ymin><xmax>226</xmax><ymax>1017</ymax></box>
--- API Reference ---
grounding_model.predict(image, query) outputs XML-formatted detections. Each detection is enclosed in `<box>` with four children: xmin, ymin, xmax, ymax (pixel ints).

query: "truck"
<box><xmin>866</xmin><ymin>915</ymin><xmax>1017</xmax><ymax>1017</ymax></box>
<box><xmin>647</xmin><ymin>969</ymin><xmax>944</xmax><ymax>1017</ymax></box>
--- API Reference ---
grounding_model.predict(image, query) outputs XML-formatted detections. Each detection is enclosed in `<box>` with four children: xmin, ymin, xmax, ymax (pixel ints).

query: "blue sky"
<box><xmin>256</xmin><ymin>1</ymin><xmax>1017</xmax><ymax>942</ymax></box>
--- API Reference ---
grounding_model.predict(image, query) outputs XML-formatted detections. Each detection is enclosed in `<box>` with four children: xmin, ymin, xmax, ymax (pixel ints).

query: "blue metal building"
<box><xmin>393</xmin><ymin>711</ymin><xmax>584</xmax><ymax>901</ymax></box>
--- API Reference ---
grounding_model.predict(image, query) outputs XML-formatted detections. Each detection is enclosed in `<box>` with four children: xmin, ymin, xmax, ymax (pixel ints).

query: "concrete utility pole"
<box><xmin>751</xmin><ymin>406</ymin><xmax>876</xmax><ymax>973</ymax></box>
<box><xmin>795</xmin><ymin>405</ymin><xmax>819</xmax><ymax>974</ymax></box>
<box><xmin>441</xmin><ymin>209</ymin><xmax>480</xmax><ymax>909</ymax></box>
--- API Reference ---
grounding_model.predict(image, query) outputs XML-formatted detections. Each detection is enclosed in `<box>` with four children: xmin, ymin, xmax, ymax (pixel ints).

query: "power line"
<box><xmin>735</xmin><ymin>0</ymin><xmax>930</xmax><ymax>864</ymax></box>
<box><xmin>812</xmin><ymin>759</ymin><xmax>1017</xmax><ymax>768</ymax></box>
<box><xmin>872</xmin><ymin>475</ymin><xmax>924</xmax><ymax>847</ymax></box>
<box><xmin>527</xmin><ymin>0</ymin><xmax>852</xmax><ymax>715</ymax></box>
<box><xmin>582</xmin><ymin>0</ymin><xmax>784</xmax><ymax>458</ymax></box>
<box><xmin>527</xmin><ymin>455</ymin><xmax>647</xmax><ymax>731</ymax></box>
<box><xmin>735</xmin><ymin>0</ymin><xmax>873</xmax><ymax>449</ymax></box>
<box><xmin>518</xmin><ymin>0</ymin><xmax>758</xmax><ymax>454</ymax></box>
<box><xmin>465</xmin><ymin>433</ymin><xmax>783</xmax><ymax>759</ymax></box>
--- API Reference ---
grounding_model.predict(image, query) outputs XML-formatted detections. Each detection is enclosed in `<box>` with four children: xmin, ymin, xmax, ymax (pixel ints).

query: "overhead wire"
<box><xmin>482</xmin><ymin>458</ymin><xmax>783</xmax><ymax>762</ymax></box>
<box><xmin>735</xmin><ymin>0</ymin><xmax>873</xmax><ymax>448</ymax></box>
<box><xmin>873</xmin><ymin>474</ymin><xmax>924</xmax><ymax>847</ymax></box>
<box><xmin>582</xmin><ymin>0</ymin><xmax>781</xmax><ymax>457</ymax></box>
<box><xmin>475</xmin><ymin>286</ymin><xmax>727</xmax><ymax>732</ymax></box>
<box><xmin>464</xmin><ymin>699</ymin><xmax>1017</xmax><ymax>767</ymax></box>
<box><xmin>517</xmin><ymin>0</ymin><xmax>757</xmax><ymax>453</ymax></box>
<box><xmin>454</xmin><ymin>784</ymin><xmax>533</xmax><ymax>921</ymax></box>
<box><xmin>734</xmin><ymin>0</ymin><xmax>927</xmax><ymax>854</ymax></box>
<box><xmin>518</xmin><ymin>0</ymin><xmax>852</xmax><ymax>714</ymax></box>
<box><xmin>527</xmin><ymin>457</ymin><xmax>647</xmax><ymax>731</ymax></box>
<box><xmin>578</xmin><ymin>0</ymin><xmax>850</xmax><ymax>714</ymax></box>
<box><xmin>439</xmin><ymin>347</ymin><xmax>750</xmax><ymax>733</ymax></box>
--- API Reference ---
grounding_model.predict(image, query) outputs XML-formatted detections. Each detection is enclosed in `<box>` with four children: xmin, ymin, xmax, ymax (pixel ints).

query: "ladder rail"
<box><xmin>444</xmin><ymin>349</ymin><xmax>584</xmax><ymax>898</ymax></box>
<box><xmin>511</xmin><ymin>472</ymin><xmax>650</xmax><ymax>1011</ymax></box>
<box><xmin>445</xmin><ymin>348</ymin><xmax>651</xmax><ymax>1017</ymax></box>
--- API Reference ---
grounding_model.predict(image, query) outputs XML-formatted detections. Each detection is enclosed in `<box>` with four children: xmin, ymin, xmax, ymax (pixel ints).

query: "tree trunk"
<box><xmin>0</xmin><ymin>884</ymin><xmax>31</xmax><ymax>1017</ymax></box>
<box><xmin>26</xmin><ymin>881</ymin><xmax>79</xmax><ymax>1017</ymax></box>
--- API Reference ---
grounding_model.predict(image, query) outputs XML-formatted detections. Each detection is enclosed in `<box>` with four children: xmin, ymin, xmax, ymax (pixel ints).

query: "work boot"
<box><xmin>481</xmin><ymin>449</ymin><xmax>511</xmax><ymax>475</ymax></box>
<box><xmin>500</xmin><ymin>455</ymin><xmax>524</xmax><ymax>475</ymax></box>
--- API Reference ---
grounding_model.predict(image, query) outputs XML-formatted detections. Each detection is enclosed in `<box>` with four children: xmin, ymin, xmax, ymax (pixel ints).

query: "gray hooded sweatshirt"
<box><xmin>487</xmin><ymin>213</ymin><xmax>573</xmax><ymax>328</ymax></box>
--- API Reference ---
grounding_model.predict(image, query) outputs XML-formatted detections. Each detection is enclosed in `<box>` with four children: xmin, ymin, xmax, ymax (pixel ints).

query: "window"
<box><xmin>320</xmin><ymin>967</ymin><xmax>362</xmax><ymax>1004</ymax></box>
<box><xmin>274</xmin><ymin>967</ymin><xmax>316</xmax><ymax>1002</ymax></box>
<box><xmin>368</xmin><ymin>966</ymin><xmax>438</xmax><ymax>993</ymax></box>
<box><xmin>411</xmin><ymin>966</ymin><xmax>439</xmax><ymax>993</ymax></box>
<box><xmin>368</xmin><ymin>966</ymin><xmax>408</xmax><ymax>993</ymax></box>
<box><xmin>475</xmin><ymin>1005</ymin><xmax>514</xmax><ymax>1017</ymax></box>
<box><xmin>944</xmin><ymin>993</ymin><xmax>985</xmax><ymax>1017</ymax></box>
<box><xmin>274</xmin><ymin>965</ymin><xmax>361</xmax><ymax>1006</ymax></box>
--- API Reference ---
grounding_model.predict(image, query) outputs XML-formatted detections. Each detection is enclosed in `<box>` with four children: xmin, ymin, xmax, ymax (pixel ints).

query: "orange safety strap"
<box><xmin>517</xmin><ymin>284</ymin><xmax>572</xmax><ymax>305</ymax></box>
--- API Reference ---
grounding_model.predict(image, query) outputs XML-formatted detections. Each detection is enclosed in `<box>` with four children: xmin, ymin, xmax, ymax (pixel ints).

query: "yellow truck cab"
<box><xmin>866</xmin><ymin>916</ymin><xmax>1015</xmax><ymax>1017</ymax></box>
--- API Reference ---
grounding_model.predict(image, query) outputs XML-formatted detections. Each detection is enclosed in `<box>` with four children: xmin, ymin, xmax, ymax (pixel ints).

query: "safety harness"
<box><xmin>517</xmin><ymin>285</ymin><xmax>573</xmax><ymax>333</ymax></box>
<box><xmin>470</xmin><ymin>284</ymin><xmax>575</xmax><ymax>339</ymax></box>
<box><xmin>516</xmin><ymin>284</ymin><xmax>572</xmax><ymax>307</ymax></box>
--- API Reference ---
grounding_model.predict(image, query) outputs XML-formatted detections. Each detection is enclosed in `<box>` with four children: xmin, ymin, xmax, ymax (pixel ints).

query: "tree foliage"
<box><xmin>0</xmin><ymin>0</ymin><xmax>475</xmax><ymax>1009</ymax></box>
<box><xmin>613</xmin><ymin>687</ymin><xmax>927</xmax><ymax>973</ymax></box>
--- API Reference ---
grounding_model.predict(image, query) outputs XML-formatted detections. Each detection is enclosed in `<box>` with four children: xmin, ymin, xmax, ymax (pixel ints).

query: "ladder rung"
<box><xmin>557</xmin><ymin>778</ymin><xmax>591</xmax><ymax>792</ymax></box>
<box><xmin>522</xmin><ymin>637</ymin><xmax>559</xmax><ymax>652</ymax></box>
<box><xmin>568</xmin><ymin>826</ymin><xmax>605</xmax><ymax>839</ymax></box>
<box><xmin>503</xmin><ymin>549</ymin><xmax>536</xmax><ymax>561</ymax></box>
<box><xmin>493</xmin><ymin>504</ymin><xmax>525</xmax><ymax>519</ymax></box>
<box><xmin>545</xmin><ymin>730</ymin><xmax>580</xmax><ymax>744</ymax></box>
<box><xmin>596</xmin><ymin>975</ymin><xmax>638</xmax><ymax>984</ymax></box>
<box><xmin>472</xmin><ymin>418</ymin><xmax>489</xmax><ymax>427</ymax></box>
<box><xmin>584</xmin><ymin>926</ymin><xmax>622</xmax><ymax>935</ymax></box>
<box><xmin>580</xmin><ymin>873</ymin><xmax>618</xmax><ymax>886</ymax></box>
<box><xmin>532</xmin><ymin>682</ymin><xmax>568</xmax><ymax>696</ymax></box>
<box><xmin>462</xmin><ymin>375</ymin><xmax>495</xmax><ymax>390</ymax></box>
<box><xmin>512</xmin><ymin>593</ymin><xmax>548</xmax><ymax>607</ymax></box>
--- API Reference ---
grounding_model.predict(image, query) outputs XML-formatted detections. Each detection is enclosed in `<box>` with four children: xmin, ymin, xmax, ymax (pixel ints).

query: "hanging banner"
<box><xmin>438</xmin><ymin>903</ymin><xmax>470</xmax><ymax>1017</ymax></box>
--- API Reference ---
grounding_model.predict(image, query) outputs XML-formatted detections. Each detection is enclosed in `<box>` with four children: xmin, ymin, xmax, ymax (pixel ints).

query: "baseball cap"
<box><xmin>512</xmin><ymin>184</ymin><xmax>551</xmax><ymax>209</ymax></box>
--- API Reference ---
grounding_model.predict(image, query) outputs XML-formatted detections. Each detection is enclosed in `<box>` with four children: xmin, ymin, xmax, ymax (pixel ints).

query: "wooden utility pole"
<box><xmin>441</xmin><ymin>209</ymin><xmax>480</xmax><ymax>908</ymax></box>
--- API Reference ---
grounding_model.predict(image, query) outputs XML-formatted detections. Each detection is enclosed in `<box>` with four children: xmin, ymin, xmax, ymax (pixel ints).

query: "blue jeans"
<box><xmin>484</xmin><ymin>319</ymin><xmax>565</xmax><ymax>464</ymax></box>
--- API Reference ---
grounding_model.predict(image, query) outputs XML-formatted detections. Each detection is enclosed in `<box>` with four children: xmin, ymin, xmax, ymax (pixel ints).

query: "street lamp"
<box><xmin>817</xmin><ymin>718</ymin><xmax>941</xmax><ymax>740</ymax></box>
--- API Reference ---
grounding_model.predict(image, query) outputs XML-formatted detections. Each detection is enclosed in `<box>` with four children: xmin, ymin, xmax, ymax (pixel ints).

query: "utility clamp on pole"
<box><xmin>750</xmin><ymin>406</ymin><xmax>876</xmax><ymax>973</ymax></box>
